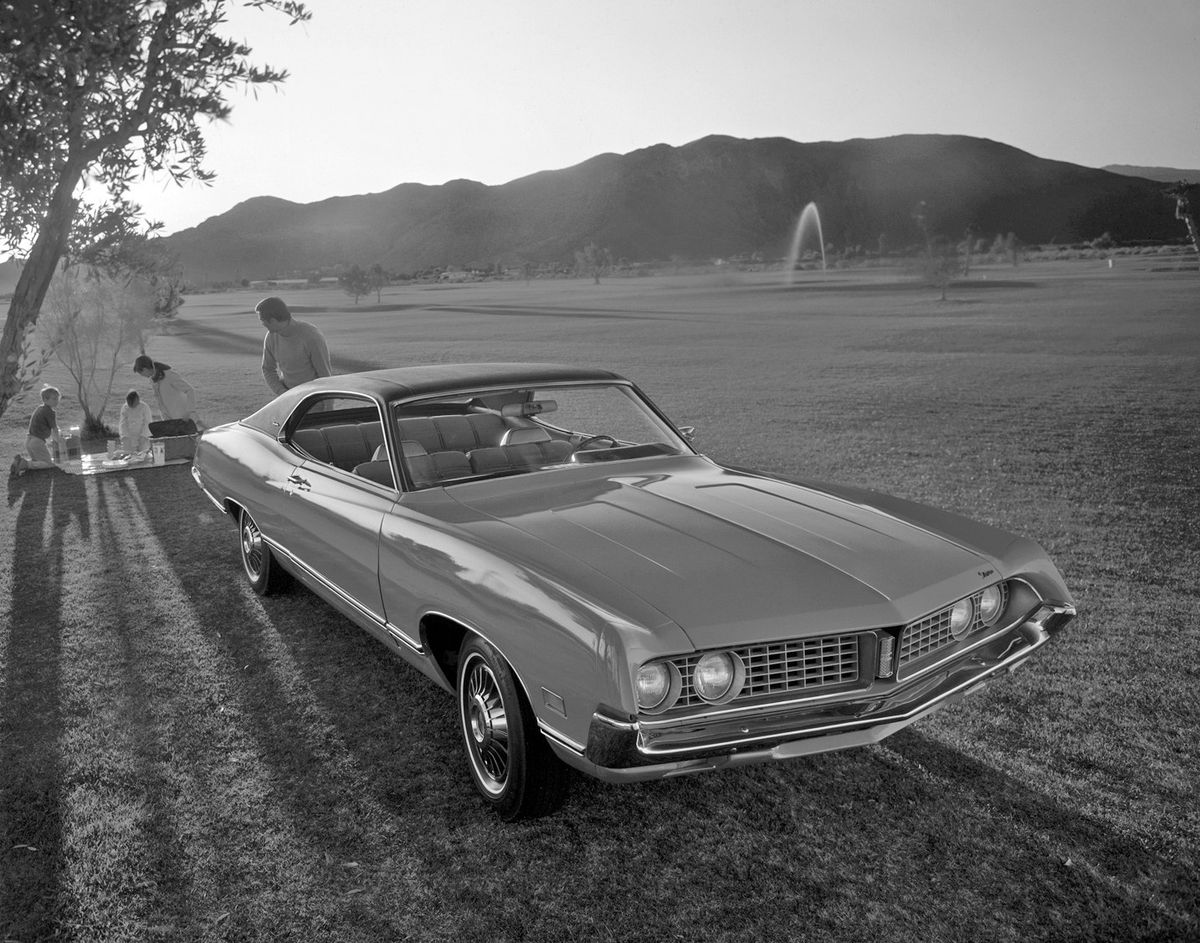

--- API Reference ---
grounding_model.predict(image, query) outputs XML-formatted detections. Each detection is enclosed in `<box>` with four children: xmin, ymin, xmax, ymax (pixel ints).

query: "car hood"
<box><xmin>448</xmin><ymin>457</ymin><xmax>1002</xmax><ymax>649</ymax></box>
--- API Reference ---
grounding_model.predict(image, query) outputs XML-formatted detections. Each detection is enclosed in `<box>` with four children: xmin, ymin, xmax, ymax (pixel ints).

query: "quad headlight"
<box><xmin>693</xmin><ymin>651</ymin><xmax>745</xmax><ymax>704</ymax></box>
<box><xmin>636</xmin><ymin>649</ymin><xmax>747</xmax><ymax>713</ymax></box>
<box><xmin>978</xmin><ymin>583</ymin><xmax>1005</xmax><ymax>625</ymax></box>
<box><xmin>635</xmin><ymin>662</ymin><xmax>673</xmax><ymax>711</ymax></box>
<box><xmin>949</xmin><ymin>597</ymin><xmax>974</xmax><ymax>638</ymax></box>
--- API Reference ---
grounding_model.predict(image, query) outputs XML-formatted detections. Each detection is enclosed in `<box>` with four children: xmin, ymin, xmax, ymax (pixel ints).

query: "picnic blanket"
<box><xmin>60</xmin><ymin>451</ymin><xmax>192</xmax><ymax>476</ymax></box>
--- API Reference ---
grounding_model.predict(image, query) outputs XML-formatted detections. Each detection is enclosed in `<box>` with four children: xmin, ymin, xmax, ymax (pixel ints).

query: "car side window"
<box><xmin>286</xmin><ymin>394</ymin><xmax>394</xmax><ymax>488</ymax></box>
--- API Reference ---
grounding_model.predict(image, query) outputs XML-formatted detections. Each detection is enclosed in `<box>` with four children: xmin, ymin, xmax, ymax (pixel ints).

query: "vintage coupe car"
<box><xmin>192</xmin><ymin>363</ymin><xmax>1075</xmax><ymax>819</ymax></box>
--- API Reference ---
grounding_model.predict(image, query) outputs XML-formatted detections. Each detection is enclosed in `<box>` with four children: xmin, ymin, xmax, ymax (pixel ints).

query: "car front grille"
<box><xmin>898</xmin><ymin>582</ymin><xmax>1010</xmax><ymax>666</ymax></box>
<box><xmin>673</xmin><ymin>634</ymin><xmax>861</xmax><ymax>709</ymax></box>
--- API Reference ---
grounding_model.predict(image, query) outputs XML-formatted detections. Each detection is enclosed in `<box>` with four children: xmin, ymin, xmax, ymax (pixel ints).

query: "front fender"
<box><xmin>377</xmin><ymin>489</ymin><xmax>692</xmax><ymax>749</ymax></box>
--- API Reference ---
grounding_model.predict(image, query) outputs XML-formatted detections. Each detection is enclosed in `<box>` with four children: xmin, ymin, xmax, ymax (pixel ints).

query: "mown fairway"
<box><xmin>2</xmin><ymin>260</ymin><xmax>1197</xmax><ymax>942</ymax></box>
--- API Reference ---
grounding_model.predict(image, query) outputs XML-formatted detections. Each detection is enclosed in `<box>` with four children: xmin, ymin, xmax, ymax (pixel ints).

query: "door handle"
<box><xmin>287</xmin><ymin>474</ymin><xmax>311</xmax><ymax>492</ymax></box>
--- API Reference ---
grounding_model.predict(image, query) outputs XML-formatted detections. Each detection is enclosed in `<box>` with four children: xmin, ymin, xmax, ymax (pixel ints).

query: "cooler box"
<box><xmin>150</xmin><ymin>434</ymin><xmax>197</xmax><ymax>461</ymax></box>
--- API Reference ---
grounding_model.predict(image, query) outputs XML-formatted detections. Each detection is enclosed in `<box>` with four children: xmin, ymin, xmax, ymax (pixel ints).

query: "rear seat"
<box><xmin>397</xmin><ymin>413</ymin><xmax>507</xmax><ymax>454</ymax></box>
<box><xmin>292</xmin><ymin>427</ymin><xmax>332</xmax><ymax>463</ymax></box>
<box><xmin>351</xmin><ymin>460</ymin><xmax>394</xmax><ymax>487</ymax></box>
<box><xmin>295</xmin><ymin>413</ymin><xmax>514</xmax><ymax>480</ymax></box>
<box><xmin>292</xmin><ymin>421</ymin><xmax>384</xmax><ymax>470</ymax></box>
<box><xmin>353</xmin><ymin>439</ymin><xmax>471</xmax><ymax>490</ymax></box>
<box><xmin>468</xmin><ymin>440</ymin><xmax>573</xmax><ymax>475</ymax></box>
<box><xmin>406</xmin><ymin>451</ymin><xmax>472</xmax><ymax>487</ymax></box>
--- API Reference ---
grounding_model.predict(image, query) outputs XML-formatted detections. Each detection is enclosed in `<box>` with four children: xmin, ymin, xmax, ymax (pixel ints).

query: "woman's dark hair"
<box><xmin>133</xmin><ymin>354</ymin><xmax>169</xmax><ymax>380</ymax></box>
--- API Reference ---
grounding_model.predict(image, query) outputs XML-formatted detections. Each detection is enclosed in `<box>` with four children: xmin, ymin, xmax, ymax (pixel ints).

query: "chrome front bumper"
<box><xmin>551</xmin><ymin>602</ymin><xmax>1075</xmax><ymax>783</ymax></box>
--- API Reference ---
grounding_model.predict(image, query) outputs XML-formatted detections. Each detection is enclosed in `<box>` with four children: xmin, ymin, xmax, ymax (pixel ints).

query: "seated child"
<box><xmin>10</xmin><ymin>385</ymin><xmax>63</xmax><ymax>477</ymax></box>
<box><xmin>119</xmin><ymin>389</ymin><xmax>153</xmax><ymax>454</ymax></box>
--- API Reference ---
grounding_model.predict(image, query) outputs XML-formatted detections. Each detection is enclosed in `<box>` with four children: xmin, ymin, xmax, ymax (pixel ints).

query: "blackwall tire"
<box><xmin>239</xmin><ymin>507</ymin><xmax>291</xmax><ymax>596</ymax></box>
<box><xmin>457</xmin><ymin>635</ymin><xmax>569</xmax><ymax>820</ymax></box>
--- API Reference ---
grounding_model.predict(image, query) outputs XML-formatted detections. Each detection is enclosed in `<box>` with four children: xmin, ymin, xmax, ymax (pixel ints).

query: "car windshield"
<box><xmin>390</xmin><ymin>382</ymin><xmax>691</xmax><ymax>488</ymax></box>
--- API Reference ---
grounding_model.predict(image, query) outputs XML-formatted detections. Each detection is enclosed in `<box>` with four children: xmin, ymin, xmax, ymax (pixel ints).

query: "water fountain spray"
<box><xmin>784</xmin><ymin>202</ymin><xmax>826</xmax><ymax>285</ymax></box>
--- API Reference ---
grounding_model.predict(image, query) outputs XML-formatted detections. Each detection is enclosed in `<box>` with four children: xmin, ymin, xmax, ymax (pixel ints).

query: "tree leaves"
<box><xmin>0</xmin><ymin>0</ymin><xmax>310</xmax><ymax>257</ymax></box>
<box><xmin>0</xmin><ymin>0</ymin><xmax>309</xmax><ymax>421</ymax></box>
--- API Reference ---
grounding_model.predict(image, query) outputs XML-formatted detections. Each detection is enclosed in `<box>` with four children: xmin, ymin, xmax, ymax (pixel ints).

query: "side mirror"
<box><xmin>679</xmin><ymin>425</ymin><xmax>696</xmax><ymax>442</ymax></box>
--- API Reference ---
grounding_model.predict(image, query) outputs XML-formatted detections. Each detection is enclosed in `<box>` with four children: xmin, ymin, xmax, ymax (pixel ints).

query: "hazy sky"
<box><xmin>128</xmin><ymin>0</ymin><xmax>1200</xmax><ymax>234</ymax></box>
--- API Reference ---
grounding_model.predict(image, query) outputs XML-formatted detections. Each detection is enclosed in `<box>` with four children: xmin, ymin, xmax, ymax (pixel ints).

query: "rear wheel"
<box><xmin>457</xmin><ymin>635</ymin><xmax>570</xmax><ymax>820</ymax></box>
<box><xmin>239</xmin><ymin>507</ymin><xmax>291</xmax><ymax>595</ymax></box>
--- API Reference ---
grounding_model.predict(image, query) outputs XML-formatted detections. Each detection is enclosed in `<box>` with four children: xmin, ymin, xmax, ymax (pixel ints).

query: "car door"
<box><xmin>277</xmin><ymin>393</ymin><xmax>396</xmax><ymax>625</ymax></box>
<box><xmin>234</xmin><ymin>432</ymin><xmax>307</xmax><ymax>551</ymax></box>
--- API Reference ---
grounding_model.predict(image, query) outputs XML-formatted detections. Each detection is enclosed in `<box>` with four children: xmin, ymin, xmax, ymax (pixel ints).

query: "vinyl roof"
<box><xmin>241</xmin><ymin>363</ymin><xmax>627</xmax><ymax>434</ymax></box>
<box><xmin>304</xmin><ymin>362</ymin><xmax>625</xmax><ymax>399</ymax></box>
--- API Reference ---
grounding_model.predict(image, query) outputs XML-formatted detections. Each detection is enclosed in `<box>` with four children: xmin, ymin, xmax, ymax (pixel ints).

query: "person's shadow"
<box><xmin>1</xmin><ymin>470</ymin><xmax>90</xmax><ymax>941</ymax></box>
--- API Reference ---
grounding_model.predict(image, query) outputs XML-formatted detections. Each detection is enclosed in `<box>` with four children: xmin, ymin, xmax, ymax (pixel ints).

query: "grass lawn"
<box><xmin>2</xmin><ymin>260</ymin><xmax>1197</xmax><ymax>942</ymax></box>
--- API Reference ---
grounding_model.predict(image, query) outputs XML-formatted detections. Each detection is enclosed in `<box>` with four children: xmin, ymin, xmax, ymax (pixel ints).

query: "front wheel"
<box><xmin>239</xmin><ymin>507</ymin><xmax>291</xmax><ymax>596</ymax></box>
<box><xmin>457</xmin><ymin>635</ymin><xmax>570</xmax><ymax>820</ymax></box>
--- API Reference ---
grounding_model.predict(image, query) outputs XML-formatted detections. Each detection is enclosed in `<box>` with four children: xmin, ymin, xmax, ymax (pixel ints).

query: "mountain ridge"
<box><xmin>148</xmin><ymin>134</ymin><xmax>1191</xmax><ymax>283</ymax></box>
<box><xmin>1103</xmin><ymin>164</ymin><xmax>1200</xmax><ymax>184</ymax></box>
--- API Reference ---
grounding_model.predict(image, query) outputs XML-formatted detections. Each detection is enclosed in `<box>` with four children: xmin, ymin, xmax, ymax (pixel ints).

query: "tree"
<box><xmin>961</xmin><ymin>224</ymin><xmax>977</xmax><ymax>277</ymax></box>
<box><xmin>0</xmin><ymin>0</ymin><xmax>311</xmax><ymax>422</ymax></box>
<box><xmin>921</xmin><ymin>236</ymin><xmax>963</xmax><ymax>302</ymax></box>
<box><xmin>912</xmin><ymin>200</ymin><xmax>934</xmax><ymax>256</ymax></box>
<box><xmin>338</xmin><ymin>265</ymin><xmax>372</xmax><ymax>304</ymax></box>
<box><xmin>368</xmin><ymin>263</ymin><xmax>388</xmax><ymax>303</ymax></box>
<box><xmin>1003</xmin><ymin>231</ymin><xmax>1021</xmax><ymax>267</ymax></box>
<box><xmin>911</xmin><ymin>202</ymin><xmax>962</xmax><ymax>300</ymax></box>
<box><xmin>40</xmin><ymin>264</ymin><xmax>164</xmax><ymax>434</ymax></box>
<box><xmin>1164</xmin><ymin>181</ymin><xmax>1200</xmax><ymax>265</ymax></box>
<box><xmin>574</xmin><ymin>242</ymin><xmax>611</xmax><ymax>284</ymax></box>
<box><xmin>92</xmin><ymin>233</ymin><xmax>186</xmax><ymax>330</ymax></box>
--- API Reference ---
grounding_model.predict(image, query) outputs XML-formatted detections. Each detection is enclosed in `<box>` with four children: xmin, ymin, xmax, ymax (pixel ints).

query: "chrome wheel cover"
<box><xmin>461</xmin><ymin>653</ymin><xmax>510</xmax><ymax>796</ymax></box>
<box><xmin>240</xmin><ymin>514</ymin><xmax>265</xmax><ymax>581</ymax></box>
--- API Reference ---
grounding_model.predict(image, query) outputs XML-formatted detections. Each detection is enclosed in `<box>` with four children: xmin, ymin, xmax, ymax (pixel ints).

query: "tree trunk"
<box><xmin>1177</xmin><ymin>201</ymin><xmax>1200</xmax><ymax>265</ymax></box>
<box><xmin>0</xmin><ymin>170</ymin><xmax>82</xmax><ymax>420</ymax></box>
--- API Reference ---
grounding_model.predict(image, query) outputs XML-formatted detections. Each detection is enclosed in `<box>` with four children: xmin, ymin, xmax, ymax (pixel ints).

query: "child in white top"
<box><xmin>119</xmin><ymin>389</ymin><xmax>153</xmax><ymax>453</ymax></box>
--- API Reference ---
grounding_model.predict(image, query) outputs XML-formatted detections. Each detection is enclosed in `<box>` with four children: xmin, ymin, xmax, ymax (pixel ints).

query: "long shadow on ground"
<box><xmin>433</xmin><ymin>303</ymin><xmax>671</xmax><ymax>321</ymax></box>
<box><xmin>288</xmin><ymin>303</ymin><xmax>423</xmax><ymax>315</ymax></box>
<box><xmin>756</xmin><ymin>278</ymin><xmax>1040</xmax><ymax>294</ymax></box>
<box><xmin>1</xmin><ymin>471</ymin><xmax>89</xmax><ymax>941</ymax></box>
<box><xmin>132</xmin><ymin>469</ymin><xmax>441</xmax><ymax>936</ymax></box>
<box><xmin>174</xmin><ymin>321</ymin><xmax>389</xmax><ymax>375</ymax></box>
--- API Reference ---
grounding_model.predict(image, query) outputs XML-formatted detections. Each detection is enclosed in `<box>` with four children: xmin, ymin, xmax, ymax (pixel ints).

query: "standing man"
<box><xmin>256</xmin><ymin>296</ymin><xmax>333</xmax><ymax>396</ymax></box>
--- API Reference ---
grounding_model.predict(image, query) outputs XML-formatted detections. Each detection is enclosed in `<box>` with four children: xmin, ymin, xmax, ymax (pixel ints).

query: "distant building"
<box><xmin>248</xmin><ymin>278</ymin><xmax>309</xmax><ymax>290</ymax></box>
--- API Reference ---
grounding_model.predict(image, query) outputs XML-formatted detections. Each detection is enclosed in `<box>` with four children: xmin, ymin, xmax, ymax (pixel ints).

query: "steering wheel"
<box><xmin>576</xmin><ymin>434</ymin><xmax>618</xmax><ymax>451</ymax></box>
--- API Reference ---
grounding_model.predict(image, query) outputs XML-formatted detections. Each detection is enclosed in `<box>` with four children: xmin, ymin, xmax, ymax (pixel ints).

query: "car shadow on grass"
<box><xmin>1</xmin><ymin>470</ymin><xmax>89</xmax><ymax>942</ymax></box>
